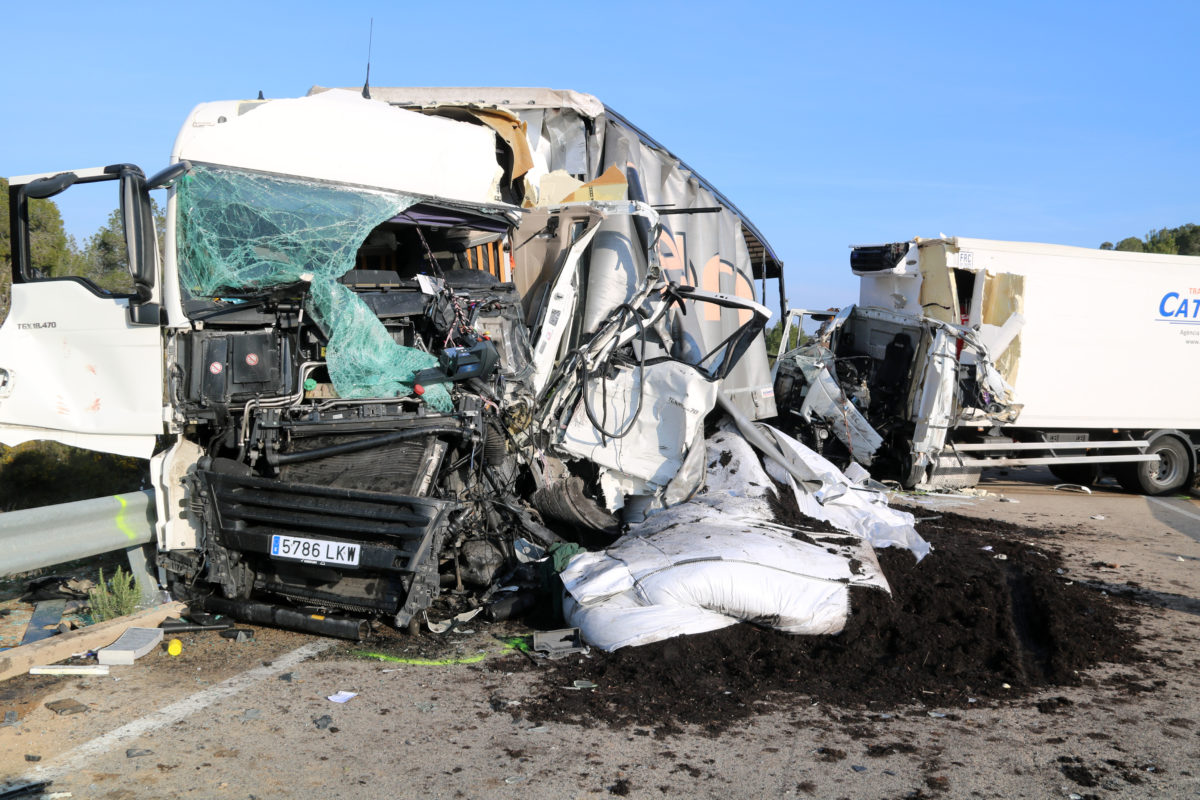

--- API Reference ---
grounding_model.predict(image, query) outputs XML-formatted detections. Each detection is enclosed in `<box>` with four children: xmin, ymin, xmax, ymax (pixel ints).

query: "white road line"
<box><xmin>1147</xmin><ymin>496</ymin><xmax>1200</xmax><ymax>526</ymax></box>
<box><xmin>23</xmin><ymin>639</ymin><xmax>334</xmax><ymax>784</ymax></box>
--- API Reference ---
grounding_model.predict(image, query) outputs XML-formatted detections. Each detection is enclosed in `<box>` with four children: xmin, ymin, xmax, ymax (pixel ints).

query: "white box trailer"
<box><xmin>774</xmin><ymin>236</ymin><xmax>1200</xmax><ymax>494</ymax></box>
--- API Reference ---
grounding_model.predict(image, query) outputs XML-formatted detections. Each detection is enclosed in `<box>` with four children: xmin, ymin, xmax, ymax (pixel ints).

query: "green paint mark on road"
<box><xmin>353</xmin><ymin>650</ymin><xmax>489</xmax><ymax>666</ymax></box>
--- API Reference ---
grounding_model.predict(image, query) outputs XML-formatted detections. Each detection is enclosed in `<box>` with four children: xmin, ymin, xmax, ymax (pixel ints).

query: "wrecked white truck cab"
<box><xmin>775</xmin><ymin>236</ymin><xmax>1200</xmax><ymax>494</ymax></box>
<box><xmin>1</xmin><ymin>89</ymin><xmax>780</xmax><ymax>637</ymax></box>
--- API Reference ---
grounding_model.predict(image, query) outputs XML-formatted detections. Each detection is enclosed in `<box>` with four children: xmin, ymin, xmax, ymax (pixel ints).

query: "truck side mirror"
<box><xmin>118</xmin><ymin>167</ymin><xmax>160</xmax><ymax>326</ymax></box>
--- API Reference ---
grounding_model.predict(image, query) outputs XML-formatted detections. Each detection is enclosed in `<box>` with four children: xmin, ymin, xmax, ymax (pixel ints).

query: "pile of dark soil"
<box><xmin>510</xmin><ymin>508</ymin><xmax>1142</xmax><ymax>732</ymax></box>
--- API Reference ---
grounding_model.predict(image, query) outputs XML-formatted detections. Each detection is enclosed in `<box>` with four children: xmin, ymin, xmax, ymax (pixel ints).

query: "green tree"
<box><xmin>764</xmin><ymin>318</ymin><xmax>808</xmax><ymax>363</ymax></box>
<box><xmin>80</xmin><ymin>199</ymin><xmax>165</xmax><ymax>293</ymax></box>
<box><xmin>1144</xmin><ymin>228</ymin><xmax>1178</xmax><ymax>255</ymax></box>
<box><xmin>0</xmin><ymin>177</ymin><xmax>82</xmax><ymax>323</ymax></box>
<box><xmin>0</xmin><ymin>441</ymin><xmax>147</xmax><ymax>511</ymax></box>
<box><xmin>83</xmin><ymin>207</ymin><xmax>135</xmax><ymax>293</ymax></box>
<box><xmin>1104</xmin><ymin>224</ymin><xmax>1200</xmax><ymax>256</ymax></box>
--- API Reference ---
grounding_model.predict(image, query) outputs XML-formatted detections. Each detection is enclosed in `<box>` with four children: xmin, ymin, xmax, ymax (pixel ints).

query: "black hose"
<box><xmin>582</xmin><ymin>303</ymin><xmax>647</xmax><ymax>442</ymax></box>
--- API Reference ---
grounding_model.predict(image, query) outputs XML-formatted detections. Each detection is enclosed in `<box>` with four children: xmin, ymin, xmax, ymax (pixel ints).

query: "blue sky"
<box><xmin>3</xmin><ymin>0</ymin><xmax>1196</xmax><ymax>312</ymax></box>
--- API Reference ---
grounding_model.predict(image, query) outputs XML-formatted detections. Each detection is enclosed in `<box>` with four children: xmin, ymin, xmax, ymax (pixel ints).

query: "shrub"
<box><xmin>88</xmin><ymin>566</ymin><xmax>141</xmax><ymax>621</ymax></box>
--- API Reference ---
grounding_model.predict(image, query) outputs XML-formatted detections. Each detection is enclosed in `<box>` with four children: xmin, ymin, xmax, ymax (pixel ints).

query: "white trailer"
<box><xmin>774</xmin><ymin>236</ymin><xmax>1200</xmax><ymax>494</ymax></box>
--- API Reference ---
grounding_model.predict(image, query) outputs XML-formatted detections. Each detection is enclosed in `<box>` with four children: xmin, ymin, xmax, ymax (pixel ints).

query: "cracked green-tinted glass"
<box><xmin>176</xmin><ymin>164</ymin><xmax>452</xmax><ymax>411</ymax></box>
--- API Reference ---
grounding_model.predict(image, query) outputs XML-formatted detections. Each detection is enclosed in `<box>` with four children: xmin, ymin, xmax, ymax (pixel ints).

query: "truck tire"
<box><xmin>1048</xmin><ymin>463</ymin><xmax>1100</xmax><ymax>486</ymax></box>
<box><xmin>1115</xmin><ymin>435</ymin><xmax>1191</xmax><ymax>496</ymax></box>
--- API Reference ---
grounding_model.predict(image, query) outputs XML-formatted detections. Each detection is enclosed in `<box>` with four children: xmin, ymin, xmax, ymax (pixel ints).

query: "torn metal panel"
<box><xmin>791</xmin><ymin>352</ymin><xmax>883</xmax><ymax>464</ymax></box>
<box><xmin>354</xmin><ymin>87</ymin><xmax>782</xmax><ymax>422</ymax></box>
<box><xmin>910</xmin><ymin>327</ymin><xmax>957</xmax><ymax>473</ymax></box>
<box><xmin>915</xmin><ymin>239</ymin><xmax>958</xmax><ymax>325</ymax></box>
<box><xmin>559</xmin><ymin>359</ymin><xmax>718</xmax><ymax>488</ymax></box>
<box><xmin>980</xmin><ymin>270</ymin><xmax>1025</xmax><ymax>385</ymax></box>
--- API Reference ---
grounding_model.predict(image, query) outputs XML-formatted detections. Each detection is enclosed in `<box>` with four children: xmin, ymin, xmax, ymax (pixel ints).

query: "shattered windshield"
<box><xmin>175</xmin><ymin>163</ymin><xmax>417</xmax><ymax>298</ymax></box>
<box><xmin>175</xmin><ymin>163</ymin><xmax>453</xmax><ymax>410</ymax></box>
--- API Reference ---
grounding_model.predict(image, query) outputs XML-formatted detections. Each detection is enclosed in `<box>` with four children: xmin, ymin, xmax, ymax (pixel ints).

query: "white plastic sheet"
<box><xmin>561</xmin><ymin>428</ymin><xmax>920</xmax><ymax>651</ymax></box>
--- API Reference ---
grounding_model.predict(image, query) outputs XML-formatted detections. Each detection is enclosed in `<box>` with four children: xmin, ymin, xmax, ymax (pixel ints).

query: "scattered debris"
<box><xmin>510</xmin><ymin>510</ymin><xmax>1140</xmax><ymax>731</ymax></box>
<box><xmin>28</xmin><ymin>664</ymin><xmax>109</xmax><ymax>676</ymax></box>
<box><xmin>425</xmin><ymin>608</ymin><xmax>482</xmax><ymax>634</ymax></box>
<box><xmin>0</xmin><ymin>781</ymin><xmax>51</xmax><ymax>799</ymax></box>
<box><xmin>1090</xmin><ymin>515</ymin><xmax>1107</xmax><ymax>521</ymax></box>
<box><xmin>96</xmin><ymin>627</ymin><xmax>163</xmax><ymax>665</ymax></box>
<box><xmin>326</xmin><ymin>691</ymin><xmax>357</xmax><ymax>703</ymax></box>
<box><xmin>219</xmin><ymin>629</ymin><xmax>255</xmax><ymax>643</ymax></box>
<box><xmin>125</xmin><ymin>748</ymin><xmax>153</xmax><ymax>758</ymax></box>
<box><xmin>159</xmin><ymin>616</ymin><xmax>234</xmax><ymax>634</ymax></box>
<box><xmin>560</xmin><ymin>428</ymin><xmax>920</xmax><ymax>651</ymax></box>
<box><xmin>312</xmin><ymin>715</ymin><xmax>333</xmax><ymax>730</ymax></box>
<box><xmin>0</xmin><ymin>711</ymin><xmax>18</xmax><ymax>727</ymax></box>
<box><xmin>44</xmin><ymin>699</ymin><xmax>88</xmax><ymax>716</ymax></box>
<box><xmin>19</xmin><ymin>600</ymin><xmax>66</xmax><ymax>646</ymax></box>
<box><xmin>531</xmin><ymin>629</ymin><xmax>585</xmax><ymax>660</ymax></box>
<box><xmin>1054</xmin><ymin>484</ymin><xmax>1093</xmax><ymax>495</ymax></box>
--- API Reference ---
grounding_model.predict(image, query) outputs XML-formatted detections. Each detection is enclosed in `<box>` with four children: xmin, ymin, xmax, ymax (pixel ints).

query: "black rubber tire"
<box><xmin>1048</xmin><ymin>463</ymin><xmax>1100</xmax><ymax>486</ymax></box>
<box><xmin>1115</xmin><ymin>435</ymin><xmax>1192</xmax><ymax>496</ymax></box>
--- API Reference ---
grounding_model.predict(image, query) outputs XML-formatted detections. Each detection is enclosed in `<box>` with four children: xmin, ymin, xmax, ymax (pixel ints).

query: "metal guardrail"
<box><xmin>0</xmin><ymin>491</ymin><xmax>157</xmax><ymax>596</ymax></box>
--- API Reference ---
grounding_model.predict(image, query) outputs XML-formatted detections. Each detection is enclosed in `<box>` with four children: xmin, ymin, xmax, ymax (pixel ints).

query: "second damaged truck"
<box><xmin>775</xmin><ymin>236</ymin><xmax>1200</xmax><ymax>494</ymax></box>
<box><xmin>0</xmin><ymin>89</ymin><xmax>779</xmax><ymax>637</ymax></box>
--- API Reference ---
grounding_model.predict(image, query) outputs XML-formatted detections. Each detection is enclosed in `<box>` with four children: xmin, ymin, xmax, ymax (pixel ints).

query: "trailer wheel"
<box><xmin>1115</xmin><ymin>435</ymin><xmax>1191</xmax><ymax>496</ymax></box>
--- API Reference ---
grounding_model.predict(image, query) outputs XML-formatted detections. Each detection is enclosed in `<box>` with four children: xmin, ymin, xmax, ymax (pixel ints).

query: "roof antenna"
<box><xmin>361</xmin><ymin>18</ymin><xmax>373</xmax><ymax>99</ymax></box>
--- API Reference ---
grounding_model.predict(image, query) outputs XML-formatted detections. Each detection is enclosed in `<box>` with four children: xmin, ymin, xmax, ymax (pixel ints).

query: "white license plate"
<box><xmin>270</xmin><ymin>534</ymin><xmax>360</xmax><ymax>567</ymax></box>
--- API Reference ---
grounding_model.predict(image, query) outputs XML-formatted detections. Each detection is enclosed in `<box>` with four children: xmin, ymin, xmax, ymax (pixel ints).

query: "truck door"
<box><xmin>0</xmin><ymin>165</ymin><xmax>164</xmax><ymax>458</ymax></box>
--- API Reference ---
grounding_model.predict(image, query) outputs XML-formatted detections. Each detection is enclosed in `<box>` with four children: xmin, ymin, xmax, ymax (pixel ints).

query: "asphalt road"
<box><xmin>2</xmin><ymin>467</ymin><xmax>1199</xmax><ymax>799</ymax></box>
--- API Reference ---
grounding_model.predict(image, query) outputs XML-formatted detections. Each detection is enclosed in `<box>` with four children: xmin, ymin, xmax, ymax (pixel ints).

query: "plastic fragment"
<box><xmin>125</xmin><ymin>748</ymin><xmax>153</xmax><ymax>758</ymax></box>
<box><xmin>1053</xmin><ymin>484</ymin><xmax>1092</xmax><ymax>494</ymax></box>
<box><xmin>313</xmin><ymin>715</ymin><xmax>333</xmax><ymax>730</ymax></box>
<box><xmin>1090</xmin><ymin>515</ymin><xmax>1106</xmax><ymax>520</ymax></box>
<box><xmin>327</xmin><ymin>691</ymin><xmax>357</xmax><ymax>703</ymax></box>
